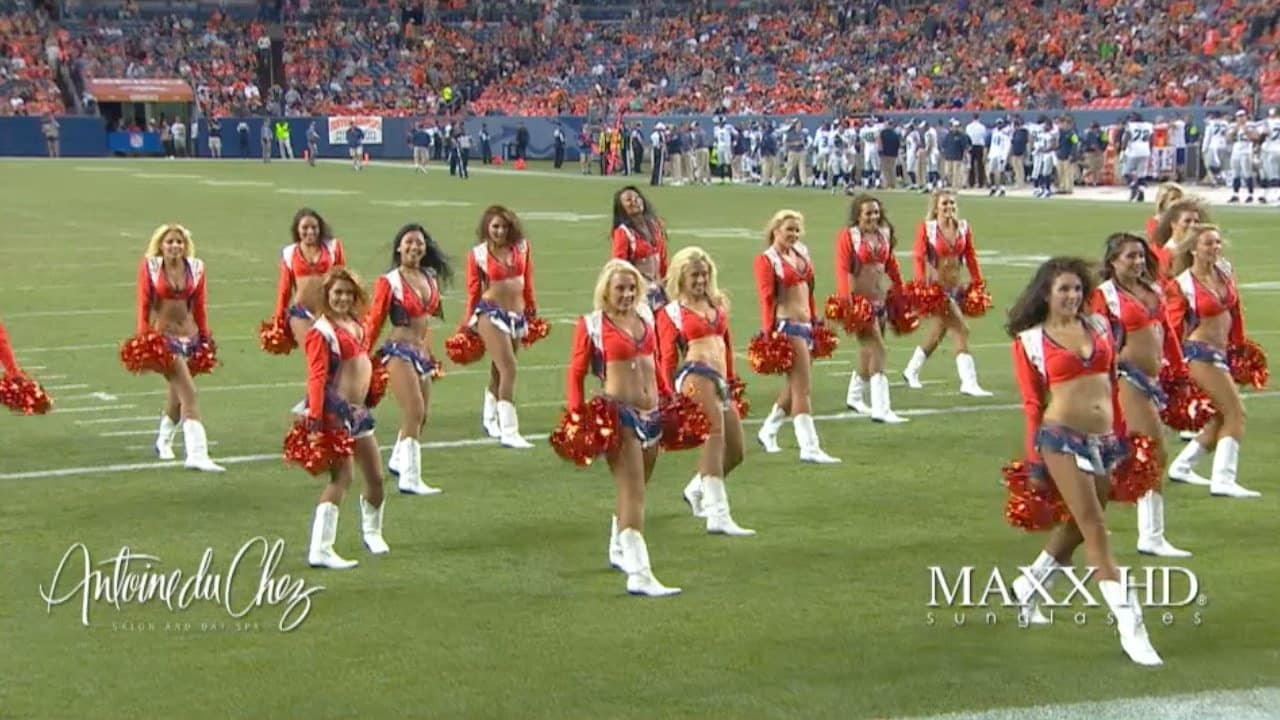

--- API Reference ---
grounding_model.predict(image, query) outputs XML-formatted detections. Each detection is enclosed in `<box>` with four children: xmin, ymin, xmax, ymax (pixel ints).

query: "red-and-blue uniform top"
<box><xmin>611</xmin><ymin>220</ymin><xmax>669</xmax><ymax>277</ymax></box>
<box><xmin>135</xmin><ymin>256</ymin><xmax>210</xmax><ymax>336</ymax></box>
<box><xmin>273</xmin><ymin>238</ymin><xmax>346</xmax><ymax>319</ymax></box>
<box><xmin>462</xmin><ymin>240</ymin><xmax>538</xmax><ymax>318</ymax></box>
<box><xmin>566</xmin><ymin>304</ymin><xmax>672</xmax><ymax>408</ymax></box>
<box><xmin>1166</xmin><ymin>259</ymin><xmax>1245</xmax><ymax>348</ymax></box>
<box><xmin>1012</xmin><ymin>314</ymin><xmax>1125</xmax><ymax>464</ymax></box>
<box><xmin>753</xmin><ymin>242</ymin><xmax>817</xmax><ymax>332</ymax></box>
<box><xmin>1089</xmin><ymin>279</ymin><xmax>1187</xmax><ymax>374</ymax></box>
<box><xmin>834</xmin><ymin>225</ymin><xmax>905</xmax><ymax>298</ymax></box>
<box><xmin>912</xmin><ymin>219</ymin><xmax>983</xmax><ymax>285</ymax></box>
<box><xmin>363</xmin><ymin>269</ymin><xmax>442</xmax><ymax>350</ymax></box>
<box><xmin>0</xmin><ymin>317</ymin><xmax>18</xmax><ymax>375</ymax></box>
<box><xmin>304</xmin><ymin>315</ymin><xmax>364</xmax><ymax>421</ymax></box>
<box><xmin>655</xmin><ymin>300</ymin><xmax>737</xmax><ymax>383</ymax></box>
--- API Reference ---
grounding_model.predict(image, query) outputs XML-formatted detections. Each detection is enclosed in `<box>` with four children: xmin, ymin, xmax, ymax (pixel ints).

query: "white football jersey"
<box><xmin>1125</xmin><ymin>121</ymin><xmax>1154</xmax><ymax>156</ymax></box>
<box><xmin>1228</xmin><ymin>121</ymin><xmax>1256</xmax><ymax>153</ymax></box>
<box><xmin>816</xmin><ymin>129</ymin><xmax>834</xmax><ymax>152</ymax></box>
<box><xmin>1204</xmin><ymin>118</ymin><xmax>1229</xmax><ymax>149</ymax></box>
<box><xmin>989</xmin><ymin>126</ymin><xmax>1012</xmax><ymax>158</ymax></box>
<box><xmin>1264</xmin><ymin>118</ymin><xmax>1280</xmax><ymax>151</ymax></box>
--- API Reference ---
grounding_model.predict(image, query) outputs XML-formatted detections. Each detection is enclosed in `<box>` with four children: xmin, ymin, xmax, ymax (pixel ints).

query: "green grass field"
<box><xmin>1</xmin><ymin>158</ymin><xmax>1277</xmax><ymax>720</ymax></box>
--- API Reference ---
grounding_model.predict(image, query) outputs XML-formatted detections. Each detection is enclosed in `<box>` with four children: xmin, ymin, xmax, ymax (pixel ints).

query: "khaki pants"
<box><xmin>414</xmin><ymin>146</ymin><xmax>428</xmax><ymax>168</ymax></box>
<box><xmin>694</xmin><ymin>148</ymin><xmax>710</xmax><ymax>183</ymax></box>
<box><xmin>784</xmin><ymin>150</ymin><xmax>809</xmax><ymax>186</ymax></box>
<box><xmin>668</xmin><ymin>153</ymin><xmax>685</xmax><ymax>183</ymax></box>
<box><xmin>209</xmin><ymin>137</ymin><xmax>222</xmax><ymax>158</ymax></box>
<box><xmin>943</xmin><ymin>159</ymin><xmax>964</xmax><ymax>189</ymax></box>
<box><xmin>880</xmin><ymin>156</ymin><xmax>897</xmax><ymax>188</ymax></box>
<box><xmin>1055</xmin><ymin>158</ymin><xmax>1075</xmax><ymax>193</ymax></box>
<box><xmin>1010</xmin><ymin>154</ymin><xmax>1025</xmax><ymax>187</ymax></box>
<box><xmin>761</xmin><ymin>155</ymin><xmax>777</xmax><ymax>184</ymax></box>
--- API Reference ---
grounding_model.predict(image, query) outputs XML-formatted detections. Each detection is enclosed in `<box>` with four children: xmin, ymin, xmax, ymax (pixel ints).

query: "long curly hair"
<box><xmin>1100</xmin><ymin>232</ymin><xmax>1159</xmax><ymax>284</ymax></box>
<box><xmin>1005</xmin><ymin>257</ymin><xmax>1098</xmax><ymax>337</ymax></box>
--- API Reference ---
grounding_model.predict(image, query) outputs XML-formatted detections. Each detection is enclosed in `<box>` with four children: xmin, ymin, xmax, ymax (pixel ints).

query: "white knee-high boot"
<box><xmin>359</xmin><ymin>495</ymin><xmax>390</xmax><ymax>554</ymax></box>
<box><xmin>846</xmin><ymin>371</ymin><xmax>871</xmax><ymax>413</ymax></box>
<box><xmin>608</xmin><ymin>515</ymin><xmax>624</xmax><ymax>571</ymax></box>
<box><xmin>756</xmin><ymin>403</ymin><xmax>787</xmax><ymax>453</ymax></box>
<box><xmin>308</xmin><ymin>502</ymin><xmax>358</xmax><ymax>569</ymax></box>
<box><xmin>1011</xmin><ymin>550</ymin><xmax>1058</xmax><ymax>625</ymax></box>
<box><xmin>794</xmin><ymin>413</ymin><xmax>840</xmax><ymax>464</ymax></box>
<box><xmin>387</xmin><ymin>433</ymin><xmax>404</xmax><ymax>475</ymax></box>
<box><xmin>1168</xmin><ymin>440</ymin><xmax>1211</xmax><ymax>485</ymax></box>
<box><xmin>619</xmin><ymin>528</ymin><xmax>681</xmax><ymax>597</ymax></box>
<box><xmin>397</xmin><ymin>437</ymin><xmax>442</xmax><ymax>495</ymax></box>
<box><xmin>182</xmin><ymin>419</ymin><xmax>225</xmax><ymax>472</ymax></box>
<box><xmin>1098</xmin><ymin>579</ymin><xmax>1163</xmax><ymax>666</ymax></box>
<box><xmin>901</xmin><ymin>347</ymin><xmax>928</xmax><ymax>390</ymax></box>
<box><xmin>870</xmin><ymin>373</ymin><xmax>908</xmax><ymax>424</ymax></box>
<box><xmin>1209</xmin><ymin>437</ymin><xmax>1260</xmax><ymax>498</ymax></box>
<box><xmin>682</xmin><ymin>474</ymin><xmax>704</xmax><ymax>517</ymax></box>
<box><xmin>702</xmin><ymin>476</ymin><xmax>756</xmax><ymax>536</ymax></box>
<box><xmin>1136</xmin><ymin>490</ymin><xmax>1191</xmax><ymax>557</ymax></box>
<box><xmin>482</xmin><ymin>390</ymin><xmax>500</xmax><ymax>438</ymax></box>
<box><xmin>956</xmin><ymin>353</ymin><xmax>993</xmax><ymax>396</ymax></box>
<box><xmin>496</xmin><ymin>400</ymin><xmax>533</xmax><ymax>449</ymax></box>
<box><xmin>155</xmin><ymin>414</ymin><xmax>178</xmax><ymax>460</ymax></box>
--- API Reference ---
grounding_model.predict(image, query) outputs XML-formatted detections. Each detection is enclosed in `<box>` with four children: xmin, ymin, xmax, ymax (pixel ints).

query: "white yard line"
<box><xmin>901</xmin><ymin>687</ymin><xmax>1280</xmax><ymax>720</ymax></box>
<box><xmin>49</xmin><ymin>404</ymin><xmax>137</xmax><ymax>414</ymax></box>
<box><xmin>75</xmin><ymin>415</ymin><xmax>163</xmax><ymax>425</ymax></box>
<box><xmin>45</xmin><ymin>384</ymin><xmax>89</xmax><ymax>391</ymax></box>
<box><xmin>7</xmin><ymin>392</ymin><xmax>1280</xmax><ymax>481</ymax></box>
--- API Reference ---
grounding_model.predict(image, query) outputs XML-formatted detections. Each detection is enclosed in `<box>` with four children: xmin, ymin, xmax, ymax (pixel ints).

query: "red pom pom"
<box><xmin>1229</xmin><ymin>338</ymin><xmax>1269</xmax><ymax>389</ymax></box>
<box><xmin>0</xmin><ymin>375</ymin><xmax>53</xmax><ymax>415</ymax></box>
<box><xmin>119</xmin><ymin>331</ymin><xmax>176</xmax><ymax>374</ymax></box>
<box><xmin>445</xmin><ymin>329</ymin><xmax>485</xmax><ymax>365</ymax></box>
<box><xmin>1158</xmin><ymin>365</ymin><xmax>1217</xmax><ymax>431</ymax></box>
<box><xmin>258</xmin><ymin>317</ymin><xmax>297</xmax><ymax>355</ymax></box>
<box><xmin>959</xmin><ymin>282</ymin><xmax>994</xmax><ymax>318</ymax></box>
<box><xmin>283</xmin><ymin>418</ymin><xmax>355</xmax><ymax>476</ymax></box>
<box><xmin>811</xmin><ymin>324</ymin><xmax>838</xmax><ymax>359</ymax></box>
<box><xmin>824</xmin><ymin>294</ymin><xmax>875</xmax><ymax>334</ymax></box>
<box><xmin>186</xmin><ymin>338</ymin><xmax>219</xmax><ymax>376</ymax></box>
<box><xmin>1110</xmin><ymin>433</ymin><xmax>1160</xmax><ymax>503</ymax></box>
<box><xmin>885</xmin><ymin>287</ymin><xmax>921</xmax><ymax>335</ymax></box>
<box><xmin>365</xmin><ymin>352</ymin><xmax>390</xmax><ymax>407</ymax></box>
<box><xmin>549</xmin><ymin>396</ymin><xmax>620</xmax><ymax>466</ymax></box>
<box><xmin>521</xmin><ymin>315</ymin><xmax>551</xmax><ymax>348</ymax></box>
<box><xmin>659</xmin><ymin>392</ymin><xmax>712</xmax><ymax>451</ymax></box>
<box><xmin>1002</xmin><ymin>459</ymin><xmax>1069</xmax><ymax>531</ymax></box>
<box><xmin>729</xmin><ymin>376</ymin><xmax>750</xmax><ymax>419</ymax></box>
<box><xmin>905</xmin><ymin>281</ymin><xmax>948</xmax><ymax>317</ymax></box>
<box><xmin>747</xmin><ymin>331</ymin><xmax>795</xmax><ymax>375</ymax></box>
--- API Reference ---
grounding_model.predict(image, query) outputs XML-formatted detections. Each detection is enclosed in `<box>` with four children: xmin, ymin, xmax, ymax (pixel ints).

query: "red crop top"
<box><xmin>912</xmin><ymin>219</ymin><xmax>983</xmax><ymax>284</ymax></box>
<box><xmin>1144</xmin><ymin>216</ymin><xmax>1159</xmax><ymax>245</ymax></box>
<box><xmin>1089</xmin><ymin>280</ymin><xmax>1186</xmax><ymax>374</ymax></box>
<box><xmin>463</xmin><ymin>241</ymin><xmax>537</xmax><ymax>321</ymax></box>
<box><xmin>135</xmin><ymin>256</ymin><xmax>210</xmax><ymax>336</ymax></box>
<box><xmin>273</xmin><ymin>239</ymin><xmax>346</xmax><ymax>319</ymax></box>
<box><xmin>834</xmin><ymin>225</ymin><xmax>904</xmax><ymax>298</ymax></box>
<box><xmin>305</xmin><ymin>316</ymin><xmax>365</xmax><ymax>420</ymax></box>
<box><xmin>1166</xmin><ymin>260</ymin><xmax>1245</xmax><ymax>346</ymax></box>
<box><xmin>0</xmin><ymin>318</ymin><xmax>18</xmax><ymax>375</ymax></box>
<box><xmin>364</xmin><ymin>269</ymin><xmax>442</xmax><ymax>350</ymax></box>
<box><xmin>655</xmin><ymin>301</ymin><xmax>736</xmax><ymax>384</ymax></box>
<box><xmin>566</xmin><ymin>307</ymin><xmax>672</xmax><ymax>408</ymax></box>
<box><xmin>611</xmin><ymin>221</ymin><xmax>669</xmax><ymax>278</ymax></box>
<box><xmin>1012</xmin><ymin>315</ymin><xmax>1124</xmax><ymax>463</ymax></box>
<box><xmin>753</xmin><ymin>242</ymin><xmax>817</xmax><ymax>332</ymax></box>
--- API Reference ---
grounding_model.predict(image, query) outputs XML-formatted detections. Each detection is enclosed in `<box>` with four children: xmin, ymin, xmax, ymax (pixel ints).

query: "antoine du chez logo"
<box><xmin>39</xmin><ymin>537</ymin><xmax>325</xmax><ymax>632</ymax></box>
<box><xmin>925</xmin><ymin>565</ymin><xmax>1206</xmax><ymax>627</ymax></box>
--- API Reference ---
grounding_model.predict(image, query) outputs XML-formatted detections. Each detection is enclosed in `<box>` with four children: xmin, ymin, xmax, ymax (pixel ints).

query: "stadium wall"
<box><xmin>0</xmin><ymin>108</ymin><xmax>1232</xmax><ymax>160</ymax></box>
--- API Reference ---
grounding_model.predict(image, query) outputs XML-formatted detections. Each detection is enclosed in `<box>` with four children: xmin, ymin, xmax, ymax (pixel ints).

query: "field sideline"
<box><xmin>1</xmin><ymin>158</ymin><xmax>1277</xmax><ymax>720</ymax></box>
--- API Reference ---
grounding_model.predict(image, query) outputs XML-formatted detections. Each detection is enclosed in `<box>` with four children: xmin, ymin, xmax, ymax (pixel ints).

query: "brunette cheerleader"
<box><xmin>462</xmin><ymin>205</ymin><xmax>539</xmax><ymax>448</ymax></box>
<box><xmin>1165</xmin><ymin>225</ymin><xmax>1260</xmax><ymax>498</ymax></box>
<box><xmin>1148</xmin><ymin>197</ymin><xmax>1211</xmax><ymax>279</ymax></box>
<box><xmin>272</xmin><ymin>208</ymin><xmax>346</xmax><ymax>347</ymax></box>
<box><xmin>657</xmin><ymin>246</ymin><xmax>754</xmax><ymax>536</ymax></box>
<box><xmin>902</xmin><ymin>190</ymin><xmax>993</xmax><ymax>396</ymax></box>
<box><xmin>754</xmin><ymin>210</ymin><xmax>840</xmax><ymax>463</ymax></box>
<box><xmin>610</xmin><ymin>185</ymin><xmax>670</xmax><ymax>310</ymax></box>
<box><xmin>1008</xmin><ymin>257</ymin><xmax>1162</xmax><ymax>666</ymax></box>
<box><xmin>836</xmin><ymin>195</ymin><xmax>909</xmax><ymax>423</ymax></box>
<box><xmin>136</xmin><ymin>224</ymin><xmax>224</xmax><ymax>472</ymax></box>
<box><xmin>302</xmin><ymin>267</ymin><xmax>391</xmax><ymax>569</ymax></box>
<box><xmin>364</xmin><ymin>223</ymin><xmax>451</xmax><ymax>496</ymax></box>
<box><xmin>566</xmin><ymin>259</ymin><xmax>681</xmax><ymax>596</ymax></box>
<box><xmin>1090</xmin><ymin>233</ymin><xmax>1191</xmax><ymax>556</ymax></box>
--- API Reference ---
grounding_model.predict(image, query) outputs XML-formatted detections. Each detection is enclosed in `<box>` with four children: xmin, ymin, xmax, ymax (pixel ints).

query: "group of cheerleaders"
<box><xmin>0</xmin><ymin>182</ymin><xmax>1260</xmax><ymax>664</ymax></box>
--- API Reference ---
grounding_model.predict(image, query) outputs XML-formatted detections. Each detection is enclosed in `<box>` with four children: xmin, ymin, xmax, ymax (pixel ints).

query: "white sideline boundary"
<box><xmin>900</xmin><ymin>686</ymin><xmax>1280</xmax><ymax>720</ymax></box>
<box><xmin>5</xmin><ymin>391</ymin><xmax>1279</xmax><ymax>481</ymax></box>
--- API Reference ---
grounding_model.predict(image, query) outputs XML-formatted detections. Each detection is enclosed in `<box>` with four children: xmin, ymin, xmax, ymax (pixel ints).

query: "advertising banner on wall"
<box><xmin>327</xmin><ymin>116</ymin><xmax>383</xmax><ymax>145</ymax></box>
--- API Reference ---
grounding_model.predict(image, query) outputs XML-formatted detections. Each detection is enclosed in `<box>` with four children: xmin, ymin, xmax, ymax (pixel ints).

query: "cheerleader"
<box><xmin>1008</xmin><ymin>257</ymin><xmax>1162</xmax><ymax>666</ymax></box>
<box><xmin>1148</xmin><ymin>197</ymin><xmax>1211</xmax><ymax>278</ymax></box>
<box><xmin>273</xmin><ymin>208</ymin><xmax>345</xmax><ymax>346</ymax></box>
<box><xmin>753</xmin><ymin>210</ymin><xmax>840</xmax><ymax>463</ymax></box>
<box><xmin>303</xmin><ymin>267</ymin><xmax>390</xmax><ymax>569</ymax></box>
<box><xmin>902</xmin><ymin>191</ymin><xmax>993</xmax><ymax>396</ymax></box>
<box><xmin>0</xmin><ymin>316</ymin><xmax>20</xmax><ymax>378</ymax></box>
<box><xmin>656</xmin><ymin>246</ymin><xmax>755</xmax><ymax>536</ymax></box>
<box><xmin>836</xmin><ymin>195</ymin><xmax>909</xmax><ymax>423</ymax></box>
<box><xmin>136</xmin><ymin>224</ymin><xmax>224</xmax><ymax>472</ymax></box>
<box><xmin>1144</xmin><ymin>182</ymin><xmax>1185</xmax><ymax>245</ymax></box>
<box><xmin>610</xmin><ymin>185</ymin><xmax>669</xmax><ymax>310</ymax></box>
<box><xmin>566</xmin><ymin>259</ymin><xmax>681</xmax><ymax>596</ymax></box>
<box><xmin>463</xmin><ymin>205</ymin><xmax>539</xmax><ymax>448</ymax></box>
<box><xmin>1165</xmin><ymin>225</ymin><xmax>1260</xmax><ymax>498</ymax></box>
<box><xmin>364</xmin><ymin>223</ymin><xmax>451</xmax><ymax>496</ymax></box>
<box><xmin>1090</xmin><ymin>232</ymin><xmax>1191</xmax><ymax>556</ymax></box>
